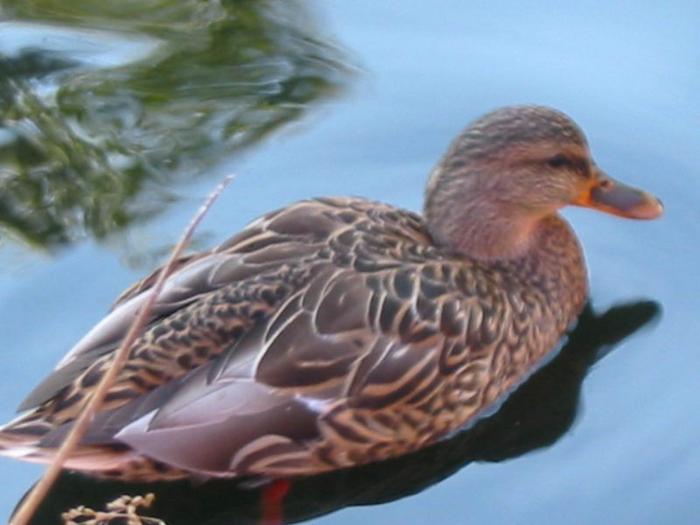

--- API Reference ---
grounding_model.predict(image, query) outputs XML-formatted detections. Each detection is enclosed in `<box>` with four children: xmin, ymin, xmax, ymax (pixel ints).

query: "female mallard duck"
<box><xmin>0</xmin><ymin>106</ymin><xmax>662</xmax><ymax>481</ymax></box>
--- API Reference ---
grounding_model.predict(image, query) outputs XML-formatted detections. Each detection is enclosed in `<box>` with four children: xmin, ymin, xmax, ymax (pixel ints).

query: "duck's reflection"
<box><xmin>18</xmin><ymin>300</ymin><xmax>659</xmax><ymax>525</ymax></box>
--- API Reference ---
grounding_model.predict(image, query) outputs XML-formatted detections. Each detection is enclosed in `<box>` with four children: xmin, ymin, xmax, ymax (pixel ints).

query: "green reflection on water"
<box><xmin>0</xmin><ymin>0</ymin><xmax>350</xmax><ymax>250</ymax></box>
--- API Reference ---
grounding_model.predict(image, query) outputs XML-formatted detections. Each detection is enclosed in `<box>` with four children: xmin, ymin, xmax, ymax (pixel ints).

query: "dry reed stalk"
<box><xmin>10</xmin><ymin>176</ymin><xmax>234</xmax><ymax>525</ymax></box>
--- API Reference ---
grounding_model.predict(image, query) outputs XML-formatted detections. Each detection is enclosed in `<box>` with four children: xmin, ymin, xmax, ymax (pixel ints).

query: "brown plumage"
<box><xmin>0</xmin><ymin>106</ymin><xmax>662</xmax><ymax>481</ymax></box>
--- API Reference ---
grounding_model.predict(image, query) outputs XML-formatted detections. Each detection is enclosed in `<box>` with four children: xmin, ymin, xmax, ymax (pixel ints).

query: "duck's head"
<box><xmin>425</xmin><ymin>105</ymin><xmax>663</xmax><ymax>260</ymax></box>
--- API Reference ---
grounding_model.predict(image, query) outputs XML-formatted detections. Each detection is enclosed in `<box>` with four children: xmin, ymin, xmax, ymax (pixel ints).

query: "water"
<box><xmin>0</xmin><ymin>1</ymin><xmax>698</xmax><ymax>523</ymax></box>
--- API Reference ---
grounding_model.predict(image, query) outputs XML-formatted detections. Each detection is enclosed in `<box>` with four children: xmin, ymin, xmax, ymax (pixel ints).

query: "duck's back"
<box><xmin>0</xmin><ymin>196</ymin><xmax>587</xmax><ymax>480</ymax></box>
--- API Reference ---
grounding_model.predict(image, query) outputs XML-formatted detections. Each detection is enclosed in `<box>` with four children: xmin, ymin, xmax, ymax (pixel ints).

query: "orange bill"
<box><xmin>573</xmin><ymin>171</ymin><xmax>663</xmax><ymax>220</ymax></box>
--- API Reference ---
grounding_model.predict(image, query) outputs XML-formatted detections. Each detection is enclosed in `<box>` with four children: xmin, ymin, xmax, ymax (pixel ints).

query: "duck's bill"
<box><xmin>573</xmin><ymin>173</ymin><xmax>663</xmax><ymax>220</ymax></box>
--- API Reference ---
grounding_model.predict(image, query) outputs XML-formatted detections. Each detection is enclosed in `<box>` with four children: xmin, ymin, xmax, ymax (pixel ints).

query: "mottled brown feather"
<box><xmin>1</xmin><ymin>194</ymin><xmax>586</xmax><ymax>480</ymax></box>
<box><xmin>0</xmin><ymin>106</ymin><xmax>623</xmax><ymax>481</ymax></box>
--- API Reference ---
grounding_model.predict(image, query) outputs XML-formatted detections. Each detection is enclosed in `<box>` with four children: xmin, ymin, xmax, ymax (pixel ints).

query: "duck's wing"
<box><xmin>61</xmin><ymin>253</ymin><xmax>502</xmax><ymax>478</ymax></box>
<box><xmin>16</xmin><ymin>199</ymin><xmax>350</xmax><ymax>413</ymax></box>
<box><xmin>109</xmin><ymin>252</ymin><xmax>206</xmax><ymax>311</ymax></box>
<box><xmin>59</xmin><ymin>262</ymin><xmax>380</xmax><ymax>475</ymax></box>
<box><xmin>17</xmin><ymin>196</ymin><xmax>505</xmax><ymax>479</ymax></box>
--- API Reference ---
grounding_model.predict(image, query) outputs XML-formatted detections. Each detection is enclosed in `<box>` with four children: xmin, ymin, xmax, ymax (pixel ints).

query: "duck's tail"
<box><xmin>0</xmin><ymin>413</ymin><xmax>189</xmax><ymax>481</ymax></box>
<box><xmin>0</xmin><ymin>412</ymin><xmax>126</xmax><ymax>474</ymax></box>
<box><xmin>0</xmin><ymin>410</ymin><xmax>50</xmax><ymax>460</ymax></box>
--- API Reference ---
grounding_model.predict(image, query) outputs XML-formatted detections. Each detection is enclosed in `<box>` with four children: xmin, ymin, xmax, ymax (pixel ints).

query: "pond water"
<box><xmin>0</xmin><ymin>1</ymin><xmax>698</xmax><ymax>524</ymax></box>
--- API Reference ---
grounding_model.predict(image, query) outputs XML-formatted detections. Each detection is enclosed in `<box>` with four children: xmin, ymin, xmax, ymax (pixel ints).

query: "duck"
<box><xmin>0</xmin><ymin>106</ymin><xmax>662</xmax><ymax>482</ymax></box>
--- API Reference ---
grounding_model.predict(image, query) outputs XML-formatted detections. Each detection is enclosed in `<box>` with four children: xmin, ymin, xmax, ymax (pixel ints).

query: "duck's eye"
<box><xmin>546</xmin><ymin>154</ymin><xmax>572</xmax><ymax>168</ymax></box>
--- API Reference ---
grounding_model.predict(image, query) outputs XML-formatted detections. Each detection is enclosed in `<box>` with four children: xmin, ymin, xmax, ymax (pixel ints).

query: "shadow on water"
<box><xmin>0</xmin><ymin>0</ymin><xmax>349</xmax><ymax>251</ymax></box>
<box><xmin>16</xmin><ymin>299</ymin><xmax>660</xmax><ymax>525</ymax></box>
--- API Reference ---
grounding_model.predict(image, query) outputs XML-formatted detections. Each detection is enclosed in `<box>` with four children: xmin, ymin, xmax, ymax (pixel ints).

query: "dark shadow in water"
<box><xmin>16</xmin><ymin>299</ymin><xmax>660</xmax><ymax>525</ymax></box>
<box><xmin>0</xmin><ymin>0</ymin><xmax>349</xmax><ymax>250</ymax></box>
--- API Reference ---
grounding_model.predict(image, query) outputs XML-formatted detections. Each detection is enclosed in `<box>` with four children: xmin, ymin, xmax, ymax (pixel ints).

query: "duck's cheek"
<box><xmin>528</xmin><ymin>182</ymin><xmax>577</xmax><ymax>212</ymax></box>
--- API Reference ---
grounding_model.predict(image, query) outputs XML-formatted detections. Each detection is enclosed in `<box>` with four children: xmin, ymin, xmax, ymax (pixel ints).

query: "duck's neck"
<box><xmin>427</xmin><ymin>198</ymin><xmax>542</xmax><ymax>262</ymax></box>
<box><xmin>519</xmin><ymin>215</ymin><xmax>589</xmax><ymax>327</ymax></box>
<box><xmin>428</xmin><ymin>202</ymin><xmax>589</xmax><ymax>322</ymax></box>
